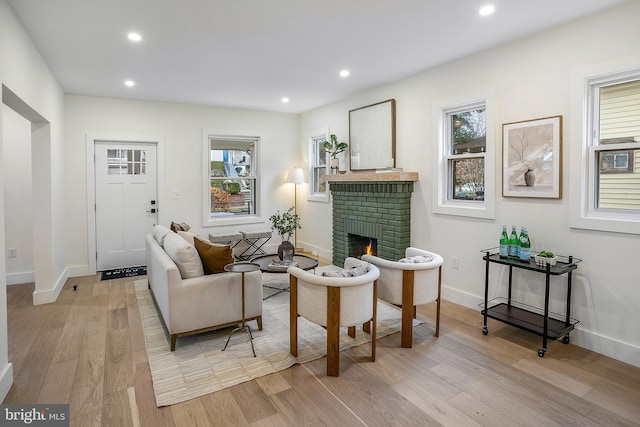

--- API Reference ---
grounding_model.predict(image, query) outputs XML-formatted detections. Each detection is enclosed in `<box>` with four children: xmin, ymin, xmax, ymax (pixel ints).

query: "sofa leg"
<box><xmin>170</xmin><ymin>334</ymin><xmax>177</xmax><ymax>351</ymax></box>
<box><xmin>256</xmin><ymin>316</ymin><xmax>263</xmax><ymax>331</ymax></box>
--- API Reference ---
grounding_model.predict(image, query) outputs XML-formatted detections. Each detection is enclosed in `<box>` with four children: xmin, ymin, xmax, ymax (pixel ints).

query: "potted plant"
<box><xmin>322</xmin><ymin>134</ymin><xmax>348</xmax><ymax>173</ymax></box>
<box><xmin>269</xmin><ymin>207</ymin><xmax>301</xmax><ymax>261</ymax></box>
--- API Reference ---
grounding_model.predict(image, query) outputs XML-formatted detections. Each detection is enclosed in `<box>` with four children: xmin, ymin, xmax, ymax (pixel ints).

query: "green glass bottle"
<box><xmin>508</xmin><ymin>226</ymin><xmax>519</xmax><ymax>258</ymax></box>
<box><xmin>519</xmin><ymin>227</ymin><xmax>531</xmax><ymax>261</ymax></box>
<box><xmin>499</xmin><ymin>226</ymin><xmax>509</xmax><ymax>258</ymax></box>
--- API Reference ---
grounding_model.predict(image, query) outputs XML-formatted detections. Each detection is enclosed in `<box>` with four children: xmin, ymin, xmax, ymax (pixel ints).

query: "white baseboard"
<box><xmin>442</xmin><ymin>285</ymin><xmax>640</xmax><ymax>369</ymax></box>
<box><xmin>32</xmin><ymin>267</ymin><xmax>69</xmax><ymax>305</ymax></box>
<box><xmin>0</xmin><ymin>362</ymin><xmax>14</xmax><ymax>402</ymax></box>
<box><xmin>67</xmin><ymin>264</ymin><xmax>92</xmax><ymax>277</ymax></box>
<box><xmin>5</xmin><ymin>271</ymin><xmax>35</xmax><ymax>286</ymax></box>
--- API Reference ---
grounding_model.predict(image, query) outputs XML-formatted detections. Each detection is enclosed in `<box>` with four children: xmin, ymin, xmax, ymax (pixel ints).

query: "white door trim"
<box><xmin>86</xmin><ymin>134</ymin><xmax>165</xmax><ymax>275</ymax></box>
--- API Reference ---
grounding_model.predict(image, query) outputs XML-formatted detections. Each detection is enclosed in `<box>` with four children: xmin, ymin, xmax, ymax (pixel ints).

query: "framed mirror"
<box><xmin>349</xmin><ymin>99</ymin><xmax>396</xmax><ymax>170</ymax></box>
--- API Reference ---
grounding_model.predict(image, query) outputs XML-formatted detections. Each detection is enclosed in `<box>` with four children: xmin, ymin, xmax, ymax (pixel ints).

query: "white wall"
<box><xmin>0</xmin><ymin>0</ymin><xmax>66</xmax><ymax>400</ymax></box>
<box><xmin>299</xmin><ymin>1</ymin><xmax>640</xmax><ymax>367</ymax></box>
<box><xmin>2</xmin><ymin>105</ymin><xmax>34</xmax><ymax>285</ymax></box>
<box><xmin>64</xmin><ymin>95</ymin><xmax>301</xmax><ymax>273</ymax></box>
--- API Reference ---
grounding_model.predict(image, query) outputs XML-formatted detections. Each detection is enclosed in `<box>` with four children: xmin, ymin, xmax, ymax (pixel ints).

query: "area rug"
<box><xmin>134</xmin><ymin>274</ymin><xmax>422</xmax><ymax>407</ymax></box>
<box><xmin>101</xmin><ymin>265</ymin><xmax>147</xmax><ymax>281</ymax></box>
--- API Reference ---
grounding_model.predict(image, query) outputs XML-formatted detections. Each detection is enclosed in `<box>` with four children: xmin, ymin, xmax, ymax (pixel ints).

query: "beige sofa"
<box><xmin>146</xmin><ymin>227</ymin><xmax>263</xmax><ymax>351</ymax></box>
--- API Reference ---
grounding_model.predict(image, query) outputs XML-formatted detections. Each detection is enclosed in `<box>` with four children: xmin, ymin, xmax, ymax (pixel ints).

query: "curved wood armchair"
<box><xmin>363</xmin><ymin>248</ymin><xmax>443</xmax><ymax>348</ymax></box>
<box><xmin>288</xmin><ymin>257</ymin><xmax>380</xmax><ymax>376</ymax></box>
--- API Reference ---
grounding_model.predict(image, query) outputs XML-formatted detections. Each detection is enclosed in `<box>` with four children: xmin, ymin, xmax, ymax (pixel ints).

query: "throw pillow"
<box><xmin>194</xmin><ymin>237</ymin><xmax>235</xmax><ymax>275</ymax></box>
<box><xmin>170</xmin><ymin>221</ymin><xmax>191</xmax><ymax>232</ymax></box>
<box><xmin>322</xmin><ymin>263</ymin><xmax>371</xmax><ymax>277</ymax></box>
<box><xmin>163</xmin><ymin>232</ymin><xmax>204</xmax><ymax>279</ymax></box>
<box><xmin>398</xmin><ymin>255</ymin><xmax>434</xmax><ymax>263</ymax></box>
<box><xmin>152</xmin><ymin>224</ymin><xmax>172</xmax><ymax>247</ymax></box>
<box><xmin>177</xmin><ymin>230</ymin><xmax>199</xmax><ymax>246</ymax></box>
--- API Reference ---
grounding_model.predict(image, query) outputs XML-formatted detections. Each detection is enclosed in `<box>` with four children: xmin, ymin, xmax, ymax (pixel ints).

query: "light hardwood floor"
<box><xmin>4</xmin><ymin>273</ymin><xmax>640</xmax><ymax>426</ymax></box>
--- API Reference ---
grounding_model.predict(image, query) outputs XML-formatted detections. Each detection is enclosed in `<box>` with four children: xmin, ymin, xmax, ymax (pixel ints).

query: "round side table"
<box><xmin>222</xmin><ymin>262</ymin><xmax>261</xmax><ymax>357</ymax></box>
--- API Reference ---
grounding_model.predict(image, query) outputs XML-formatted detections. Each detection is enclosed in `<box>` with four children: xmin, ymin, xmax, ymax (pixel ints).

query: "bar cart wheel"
<box><xmin>482</xmin><ymin>326</ymin><xmax>488</xmax><ymax>335</ymax></box>
<box><xmin>538</xmin><ymin>348</ymin><xmax>546</xmax><ymax>357</ymax></box>
<box><xmin>562</xmin><ymin>334</ymin><xmax>570</xmax><ymax>344</ymax></box>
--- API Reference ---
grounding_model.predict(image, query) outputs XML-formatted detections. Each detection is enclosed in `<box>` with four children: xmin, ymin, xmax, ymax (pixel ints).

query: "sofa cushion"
<box><xmin>194</xmin><ymin>237</ymin><xmax>234</xmax><ymax>274</ymax></box>
<box><xmin>163</xmin><ymin>232</ymin><xmax>204</xmax><ymax>279</ymax></box>
<box><xmin>152</xmin><ymin>224</ymin><xmax>172</xmax><ymax>247</ymax></box>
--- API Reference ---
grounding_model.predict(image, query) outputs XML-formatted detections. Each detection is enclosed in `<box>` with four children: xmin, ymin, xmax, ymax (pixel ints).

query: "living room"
<box><xmin>1</xmin><ymin>0</ymin><xmax>639</xmax><ymax>424</ymax></box>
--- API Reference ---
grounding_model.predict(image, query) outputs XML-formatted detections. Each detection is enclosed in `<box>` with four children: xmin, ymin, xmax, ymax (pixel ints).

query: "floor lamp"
<box><xmin>286</xmin><ymin>167</ymin><xmax>305</xmax><ymax>251</ymax></box>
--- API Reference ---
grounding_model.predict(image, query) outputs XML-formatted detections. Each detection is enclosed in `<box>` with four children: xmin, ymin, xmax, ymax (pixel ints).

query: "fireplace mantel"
<box><xmin>325</xmin><ymin>171</ymin><xmax>418</xmax><ymax>182</ymax></box>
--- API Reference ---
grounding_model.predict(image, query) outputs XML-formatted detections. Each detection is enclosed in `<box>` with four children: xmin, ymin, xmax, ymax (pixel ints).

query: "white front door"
<box><xmin>95</xmin><ymin>142</ymin><xmax>157</xmax><ymax>271</ymax></box>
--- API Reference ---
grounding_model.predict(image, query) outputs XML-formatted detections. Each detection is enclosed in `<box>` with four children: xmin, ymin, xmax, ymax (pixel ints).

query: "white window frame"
<box><xmin>202</xmin><ymin>130</ymin><xmax>265</xmax><ymax>227</ymax></box>
<box><xmin>433</xmin><ymin>96</ymin><xmax>495</xmax><ymax>219</ymax></box>
<box><xmin>570</xmin><ymin>64</ymin><xmax>640</xmax><ymax>235</ymax></box>
<box><xmin>307</xmin><ymin>128</ymin><xmax>330</xmax><ymax>203</ymax></box>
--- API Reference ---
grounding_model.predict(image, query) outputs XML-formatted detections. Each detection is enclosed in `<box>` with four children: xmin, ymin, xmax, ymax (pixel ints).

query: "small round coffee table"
<box><xmin>250</xmin><ymin>254</ymin><xmax>319</xmax><ymax>273</ymax></box>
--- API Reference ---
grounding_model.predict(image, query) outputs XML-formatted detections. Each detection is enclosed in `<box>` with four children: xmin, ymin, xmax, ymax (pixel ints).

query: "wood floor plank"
<box><xmin>132</xmin><ymin>362</ymin><xmax>176</xmax><ymax>427</ymax></box>
<box><xmin>254</xmin><ymin>372</ymin><xmax>291</xmax><ymax>397</ymax></box>
<box><xmin>5</xmin><ymin>327</ymin><xmax>62</xmax><ymax>403</ymax></box>
<box><xmin>229</xmin><ymin>379</ymin><xmax>278</xmax><ymax>423</ymax></box>
<box><xmin>448</xmin><ymin>391</ymin><xmax>524</xmax><ymax>427</ymax></box>
<box><xmin>102</xmin><ymin>388</ymin><xmax>134</xmax><ymax>427</ymax></box>
<box><xmin>201</xmin><ymin>388</ymin><xmax>250</xmax><ymax>426</ymax></box>
<box><xmin>104</xmin><ymin>328</ymin><xmax>134</xmax><ymax>394</ymax></box>
<box><xmin>68</xmin><ymin>293</ymin><xmax>108</xmax><ymax>424</ymax></box>
<box><xmin>391</xmin><ymin>377</ymin><xmax>483</xmax><ymax>427</ymax></box>
<box><xmin>37</xmin><ymin>359</ymin><xmax>78</xmax><ymax>404</ymax></box>
<box><xmin>170</xmin><ymin>397</ymin><xmax>211</xmax><ymax>427</ymax></box>
<box><xmin>305</xmin><ymin>355</ymin><xmax>437</xmax><ymax>426</ymax></box>
<box><xmin>512</xmin><ymin>357</ymin><xmax>593</xmax><ymax>397</ymax></box>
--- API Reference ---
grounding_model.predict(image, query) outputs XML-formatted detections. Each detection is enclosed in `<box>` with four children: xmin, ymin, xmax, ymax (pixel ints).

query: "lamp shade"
<box><xmin>286</xmin><ymin>167</ymin><xmax>305</xmax><ymax>184</ymax></box>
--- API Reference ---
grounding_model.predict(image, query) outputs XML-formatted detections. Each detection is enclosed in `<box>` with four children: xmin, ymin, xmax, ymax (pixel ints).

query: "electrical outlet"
<box><xmin>7</xmin><ymin>247</ymin><xmax>17</xmax><ymax>258</ymax></box>
<box><xmin>452</xmin><ymin>256</ymin><xmax>459</xmax><ymax>269</ymax></box>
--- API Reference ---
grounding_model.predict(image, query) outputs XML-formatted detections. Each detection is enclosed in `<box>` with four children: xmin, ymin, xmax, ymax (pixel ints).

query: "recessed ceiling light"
<box><xmin>479</xmin><ymin>5</ymin><xmax>495</xmax><ymax>16</ymax></box>
<box><xmin>124</xmin><ymin>80</ymin><xmax>135</xmax><ymax>87</ymax></box>
<box><xmin>281</xmin><ymin>97</ymin><xmax>289</xmax><ymax>103</ymax></box>
<box><xmin>128</xmin><ymin>32</ymin><xmax>142</xmax><ymax>42</ymax></box>
<box><xmin>340</xmin><ymin>70</ymin><xmax>350</xmax><ymax>78</ymax></box>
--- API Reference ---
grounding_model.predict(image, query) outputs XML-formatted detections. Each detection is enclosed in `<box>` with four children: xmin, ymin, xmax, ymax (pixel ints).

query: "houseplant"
<box><xmin>322</xmin><ymin>134</ymin><xmax>348</xmax><ymax>173</ymax></box>
<box><xmin>269</xmin><ymin>207</ymin><xmax>301</xmax><ymax>261</ymax></box>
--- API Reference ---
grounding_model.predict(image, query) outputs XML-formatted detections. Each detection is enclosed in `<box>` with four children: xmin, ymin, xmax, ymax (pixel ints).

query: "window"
<box><xmin>308</xmin><ymin>129</ymin><xmax>330</xmax><ymax>202</ymax></box>
<box><xmin>572</xmin><ymin>68</ymin><xmax>640</xmax><ymax>234</ymax></box>
<box><xmin>433</xmin><ymin>98</ymin><xmax>494</xmax><ymax>219</ymax></box>
<box><xmin>107</xmin><ymin>149</ymin><xmax>146</xmax><ymax>175</ymax></box>
<box><xmin>204</xmin><ymin>134</ymin><xmax>260</xmax><ymax>225</ymax></box>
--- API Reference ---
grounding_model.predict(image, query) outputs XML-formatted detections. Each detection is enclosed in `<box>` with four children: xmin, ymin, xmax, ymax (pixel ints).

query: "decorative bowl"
<box><xmin>534</xmin><ymin>254</ymin><xmax>558</xmax><ymax>266</ymax></box>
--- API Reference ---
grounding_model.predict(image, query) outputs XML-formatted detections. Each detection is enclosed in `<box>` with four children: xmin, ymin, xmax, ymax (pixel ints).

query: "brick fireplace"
<box><xmin>327</xmin><ymin>172</ymin><xmax>418</xmax><ymax>267</ymax></box>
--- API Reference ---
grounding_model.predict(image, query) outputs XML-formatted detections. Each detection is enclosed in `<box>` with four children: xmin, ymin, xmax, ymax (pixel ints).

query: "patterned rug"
<box><xmin>134</xmin><ymin>273</ymin><xmax>423</xmax><ymax>407</ymax></box>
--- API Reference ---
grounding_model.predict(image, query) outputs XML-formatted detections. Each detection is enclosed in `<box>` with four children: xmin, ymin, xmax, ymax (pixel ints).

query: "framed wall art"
<box><xmin>349</xmin><ymin>99</ymin><xmax>396</xmax><ymax>170</ymax></box>
<box><xmin>502</xmin><ymin>115</ymin><xmax>562</xmax><ymax>199</ymax></box>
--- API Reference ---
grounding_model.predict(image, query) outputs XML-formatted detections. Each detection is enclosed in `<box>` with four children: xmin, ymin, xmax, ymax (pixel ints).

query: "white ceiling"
<box><xmin>7</xmin><ymin>0</ymin><xmax>630</xmax><ymax>114</ymax></box>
